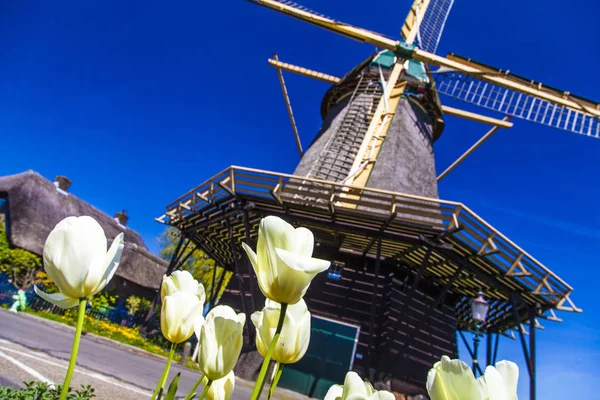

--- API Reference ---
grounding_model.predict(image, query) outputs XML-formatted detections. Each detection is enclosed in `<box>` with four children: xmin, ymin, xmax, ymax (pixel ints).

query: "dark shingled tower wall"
<box><xmin>366</xmin><ymin>97</ymin><xmax>438</xmax><ymax>198</ymax></box>
<box><xmin>293</xmin><ymin>64</ymin><xmax>439</xmax><ymax>199</ymax></box>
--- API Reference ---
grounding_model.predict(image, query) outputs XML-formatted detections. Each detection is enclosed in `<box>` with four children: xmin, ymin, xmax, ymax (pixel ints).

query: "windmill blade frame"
<box><xmin>433</xmin><ymin>54</ymin><xmax>600</xmax><ymax>138</ymax></box>
<box><xmin>415</xmin><ymin>0</ymin><xmax>455</xmax><ymax>54</ymax></box>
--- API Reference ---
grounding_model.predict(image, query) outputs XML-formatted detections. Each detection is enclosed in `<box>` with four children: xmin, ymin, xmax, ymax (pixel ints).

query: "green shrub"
<box><xmin>89</xmin><ymin>292</ymin><xmax>117</xmax><ymax>312</ymax></box>
<box><xmin>125</xmin><ymin>295</ymin><xmax>152</xmax><ymax>317</ymax></box>
<box><xmin>0</xmin><ymin>381</ymin><xmax>95</xmax><ymax>399</ymax></box>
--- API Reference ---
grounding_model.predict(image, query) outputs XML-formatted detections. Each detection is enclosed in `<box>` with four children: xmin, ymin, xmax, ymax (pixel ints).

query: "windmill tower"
<box><xmin>159</xmin><ymin>1</ymin><xmax>592</xmax><ymax>398</ymax></box>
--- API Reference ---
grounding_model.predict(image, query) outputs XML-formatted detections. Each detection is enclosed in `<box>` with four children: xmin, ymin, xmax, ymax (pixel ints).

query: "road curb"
<box><xmin>0</xmin><ymin>309</ymin><xmax>168</xmax><ymax>362</ymax></box>
<box><xmin>0</xmin><ymin>309</ymin><xmax>315</xmax><ymax>399</ymax></box>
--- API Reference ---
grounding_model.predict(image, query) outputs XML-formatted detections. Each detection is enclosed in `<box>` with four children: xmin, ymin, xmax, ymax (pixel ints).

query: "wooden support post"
<box><xmin>530</xmin><ymin>307</ymin><xmax>537</xmax><ymax>400</ymax></box>
<box><xmin>492</xmin><ymin>332</ymin><xmax>500</xmax><ymax>365</ymax></box>
<box><xmin>142</xmin><ymin>231</ymin><xmax>187</xmax><ymax>330</ymax></box>
<box><xmin>437</xmin><ymin>117</ymin><xmax>511</xmax><ymax>182</ymax></box>
<box><xmin>486</xmin><ymin>331</ymin><xmax>493</xmax><ymax>367</ymax></box>
<box><xmin>390</xmin><ymin>264</ymin><xmax>461</xmax><ymax>372</ymax></box>
<box><xmin>511</xmin><ymin>301</ymin><xmax>533</xmax><ymax>379</ymax></box>
<box><xmin>176</xmin><ymin>243</ymin><xmax>198</xmax><ymax>273</ymax></box>
<box><xmin>243</xmin><ymin>209</ymin><xmax>257</xmax><ymax>314</ymax></box>
<box><xmin>383</xmin><ymin>247</ymin><xmax>433</xmax><ymax>375</ymax></box>
<box><xmin>227</xmin><ymin>219</ymin><xmax>250</xmax><ymax>340</ymax></box>
<box><xmin>165</xmin><ymin>232</ymin><xmax>187</xmax><ymax>275</ymax></box>
<box><xmin>273</xmin><ymin>53</ymin><xmax>304</xmax><ymax>158</ymax></box>
<box><xmin>367</xmin><ymin>238</ymin><xmax>382</xmax><ymax>375</ymax></box>
<box><xmin>211</xmin><ymin>268</ymin><xmax>228</xmax><ymax>307</ymax></box>
<box><xmin>458</xmin><ymin>330</ymin><xmax>485</xmax><ymax>377</ymax></box>
<box><xmin>209</xmin><ymin>259</ymin><xmax>218</xmax><ymax>308</ymax></box>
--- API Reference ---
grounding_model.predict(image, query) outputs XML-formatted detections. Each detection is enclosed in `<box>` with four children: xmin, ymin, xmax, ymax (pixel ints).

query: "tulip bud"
<box><xmin>160</xmin><ymin>291</ymin><xmax>205</xmax><ymax>344</ymax></box>
<box><xmin>197</xmin><ymin>305</ymin><xmax>246</xmax><ymax>381</ymax></box>
<box><xmin>34</xmin><ymin>216</ymin><xmax>124</xmax><ymax>309</ymax></box>
<box><xmin>202</xmin><ymin>370</ymin><xmax>235</xmax><ymax>400</ymax></box>
<box><xmin>324</xmin><ymin>371</ymin><xmax>395</xmax><ymax>400</ymax></box>
<box><xmin>426</xmin><ymin>356</ymin><xmax>488</xmax><ymax>400</ymax></box>
<box><xmin>161</xmin><ymin>270</ymin><xmax>206</xmax><ymax>304</ymax></box>
<box><xmin>241</xmin><ymin>216</ymin><xmax>330</xmax><ymax>305</ymax></box>
<box><xmin>476</xmin><ymin>360</ymin><xmax>519</xmax><ymax>400</ymax></box>
<box><xmin>251</xmin><ymin>299</ymin><xmax>310</xmax><ymax>364</ymax></box>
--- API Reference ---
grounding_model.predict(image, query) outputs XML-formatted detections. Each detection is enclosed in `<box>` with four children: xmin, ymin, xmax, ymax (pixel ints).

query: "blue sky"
<box><xmin>1</xmin><ymin>0</ymin><xmax>598</xmax><ymax>397</ymax></box>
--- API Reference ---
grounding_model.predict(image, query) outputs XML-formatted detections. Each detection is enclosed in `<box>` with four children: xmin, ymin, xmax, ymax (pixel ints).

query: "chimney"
<box><xmin>54</xmin><ymin>176</ymin><xmax>72</xmax><ymax>192</ymax></box>
<box><xmin>114</xmin><ymin>210</ymin><xmax>128</xmax><ymax>226</ymax></box>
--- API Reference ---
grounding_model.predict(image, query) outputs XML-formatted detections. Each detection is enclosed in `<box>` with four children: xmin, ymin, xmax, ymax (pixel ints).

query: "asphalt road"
<box><xmin>0</xmin><ymin>309</ymin><xmax>302</xmax><ymax>400</ymax></box>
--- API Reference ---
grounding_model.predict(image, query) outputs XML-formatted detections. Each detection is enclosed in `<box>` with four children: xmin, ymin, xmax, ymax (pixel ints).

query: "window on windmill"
<box><xmin>328</xmin><ymin>261</ymin><xmax>344</xmax><ymax>281</ymax></box>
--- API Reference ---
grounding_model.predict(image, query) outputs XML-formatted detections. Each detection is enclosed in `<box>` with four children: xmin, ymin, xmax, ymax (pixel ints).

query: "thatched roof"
<box><xmin>0</xmin><ymin>170</ymin><xmax>167</xmax><ymax>289</ymax></box>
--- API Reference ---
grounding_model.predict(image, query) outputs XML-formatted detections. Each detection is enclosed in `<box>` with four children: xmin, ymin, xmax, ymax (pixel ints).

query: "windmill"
<box><xmin>253</xmin><ymin>0</ymin><xmax>599</xmax><ymax>194</ymax></box>
<box><xmin>158</xmin><ymin>1</ymin><xmax>589</xmax><ymax>398</ymax></box>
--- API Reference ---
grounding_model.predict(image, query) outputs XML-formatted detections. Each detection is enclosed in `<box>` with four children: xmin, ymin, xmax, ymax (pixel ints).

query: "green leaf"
<box><xmin>164</xmin><ymin>373</ymin><xmax>181</xmax><ymax>400</ymax></box>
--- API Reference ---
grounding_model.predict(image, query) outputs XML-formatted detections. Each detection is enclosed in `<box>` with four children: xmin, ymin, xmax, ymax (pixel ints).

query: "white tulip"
<box><xmin>324</xmin><ymin>371</ymin><xmax>395</xmax><ymax>400</ymax></box>
<box><xmin>34</xmin><ymin>216</ymin><xmax>124</xmax><ymax>309</ymax></box>
<box><xmin>477</xmin><ymin>361</ymin><xmax>519</xmax><ymax>400</ymax></box>
<box><xmin>241</xmin><ymin>216</ymin><xmax>330</xmax><ymax>305</ymax></box>
<box><xmin>202</xmin><ymin>370</ymin><xmax>235</xmax><ymax>400</ymax></box>
<box><xmin>426</xmin><ymin>356</ymin><xmax>482</xmax><ymax>400</ymax></box>
<box><xmin>161</xmin><ymin>270</ymin><xmax>205</xmax><ymax>303</ymax></box>
<box><xmin>160</xmin><ymin>270</ymin><xmax>206</xmax><ymax>344</ymax></box>
<box><xmin>197</xmin><ymin>305</ymin><xmax>246</xmax><ymax>381</ymax></box>
<box><xmin>251</xmin><ymin>299</ymin><xmax>311</xmax><ymax>364</ymax></box>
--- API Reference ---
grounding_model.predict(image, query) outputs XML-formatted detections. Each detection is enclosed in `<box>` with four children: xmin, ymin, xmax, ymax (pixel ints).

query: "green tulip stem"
<box><xmin>59</xmin><ymin>298</ymin><xmax>87</xmax><ymax>400</ymax></box>
<box><xmin>151</xmin><ymin>342</ymin><xmax>177</xmax><ymax>400</ymax></box>
<box><xmin>197</xmin><ymin>379</ymin><xmax>212</xmax><ymax>400</ymax></box>
<box><xmin>184</xmin><ymin>375</ymin><xmax>204</xmax><ymax>400</ymax></box>
<box><xmin>250</xmin><ymin>302</ymin><xmax>288</xmax><ymax>400</ymax></box>
<box><xmin>267</xmin><ymin>362</ymin><xmax>285</xmax><ymax>400</ymax></box>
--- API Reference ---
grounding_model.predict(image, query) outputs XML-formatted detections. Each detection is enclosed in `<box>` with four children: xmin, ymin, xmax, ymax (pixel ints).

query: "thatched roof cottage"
<box><xmin>0</xmin><ymin>170</ymin><xmax>167</xmax><ymax>298</ymax></box>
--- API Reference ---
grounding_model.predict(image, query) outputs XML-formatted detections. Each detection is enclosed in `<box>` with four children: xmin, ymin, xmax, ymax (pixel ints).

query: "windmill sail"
<box><xmin>434</xmin><ymin>55</ymin><xmax>600</xmax><ymax>138</ymax></box>
<box><xmin>416</xmin><ymin>0</ymin><xmax>454</xmax><ymax>54</ymax></box>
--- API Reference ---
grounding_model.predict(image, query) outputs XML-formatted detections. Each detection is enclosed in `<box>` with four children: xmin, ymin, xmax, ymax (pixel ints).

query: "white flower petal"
<box><xmin>34</xmin><ymin>286</ymin><xmax>79</xmax><ymax>309</ymax></box>
<box><xmin>427</xmin><ymin>356</ymin><xmax>480</xmax><ymax>400</ymax></box>
<box><xmin>343</xmin><ymin>372</ymin><xmax>368</xmax><ymax>398</ymax></box>
<box><xmin>93</xmin><ymin>233</ymin><xmax>124</xmax><ymax>294</ymax></box>
<box><xmin>484</xmin><ymin>366</ymin><xmax>510</xmax><ymax>400</ymax></box>
<box><xmin>368</xmin><ymin>392</ymin><xmax>396</xmax><ymax>400</ymax></box>
<box><xmin>495</xmin><ymin>361</ymin><xmax>519</xmax><ymax>399</ymax></box>
<box><xmin>324</xmin><ymin>384</ymin><xmax>343</xmax><ymax>400</ymax></box>
<box><xmin>288</xmin><ymin>227</ymin><xmax>314</xmax><ymax>257</ymax></box>
<box><xmin>275</xmin><ymin>248</ymin><xmax>330</xmax><ymax>273</ymax></box>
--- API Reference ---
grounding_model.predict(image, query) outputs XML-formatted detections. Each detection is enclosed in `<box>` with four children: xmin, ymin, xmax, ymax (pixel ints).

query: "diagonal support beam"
<box><xmin>442</xmin><ymin>106</ymin><xmax>513</xmax><ymax>128</ymax></box>
<box><xmin>272</xmin><ymin>53</ymin><xmax>304</xmax><ymax>158</ymax></box>
<box><xmin>268</xmin><ymin>58</ymin><xmax>340</xmax><ymax>84</ymax></box>
<box><xmin>437</xmin><ymin>116</ymin><xmax>511</xmax><ymax>182</ymax></box>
